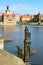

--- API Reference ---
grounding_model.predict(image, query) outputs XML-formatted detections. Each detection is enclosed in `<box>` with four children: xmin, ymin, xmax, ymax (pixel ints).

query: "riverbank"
<box><xmin>0</xmin><ymin>21</ymin><xmax>43</xmax><ymax>26</ymax></box>
<box><xmin>0</xmin><ymin>49</ymin><xmax>25</xmax><ymax>65</ymax></box>
<box><xmin>0</xmin><ymin>22</ymin><xmax>43</xmax><ymax>30</ymax></box>
<box><xmin>19</xmin><ymin>22</ymin><xmax>43</xmax><ymax>27</ymax></box>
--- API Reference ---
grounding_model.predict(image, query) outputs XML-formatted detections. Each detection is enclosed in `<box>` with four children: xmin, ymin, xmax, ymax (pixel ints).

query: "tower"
<box><xmin>5</xmin><ymin>6</ymin><xmax>10</xmax><ymax>14</ymax></box>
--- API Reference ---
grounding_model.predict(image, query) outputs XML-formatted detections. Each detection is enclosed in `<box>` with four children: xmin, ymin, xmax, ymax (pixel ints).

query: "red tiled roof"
<box><xmin>0</xmin><ymin>13</ymin><xmax>16</xmax><ymax>17</ymax></box>
<box><xmin>4</xmin><ymin>14</ymin><xmax>9</xmax><ymax>17</ymax></box>
<box><xmin>11</xmin><ymin>14</ymin><xmax>15</xmax><ymax>17</ymax></box>
<box><xmin>20</xmin><ymin>15</ymin><xmax>33</xmax><ymax>19</ymax></box>
<box><xmin>3</xmin><ymin>14</ymin><xmax>16</xmax><ymax>17</ymax></box>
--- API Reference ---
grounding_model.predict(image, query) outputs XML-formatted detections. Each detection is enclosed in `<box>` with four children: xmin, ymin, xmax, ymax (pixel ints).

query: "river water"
<box><xmin>0</xmin><ymin>25</ymin><xmax>43</xmax><ymax>65</ymax></box>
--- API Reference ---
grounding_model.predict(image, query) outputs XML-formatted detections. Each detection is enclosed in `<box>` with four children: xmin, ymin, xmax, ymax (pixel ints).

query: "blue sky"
<box><xmin>0</xmin><ymin>0</ymin><xmax>43</xmax><ymax>15</ymax></box>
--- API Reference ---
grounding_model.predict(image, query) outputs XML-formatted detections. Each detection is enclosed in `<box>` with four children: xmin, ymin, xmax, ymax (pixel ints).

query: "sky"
<box><xmin>0</xmin><ymin>0</ymin><xmax>43</xmax><ymax>15</ymax></box>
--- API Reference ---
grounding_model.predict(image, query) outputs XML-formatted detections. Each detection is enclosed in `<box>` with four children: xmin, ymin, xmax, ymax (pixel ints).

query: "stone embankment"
<box><xmin>0</xmin><ymin>49</ymin><xmax>25</xmax><ymax>65</ymax></box>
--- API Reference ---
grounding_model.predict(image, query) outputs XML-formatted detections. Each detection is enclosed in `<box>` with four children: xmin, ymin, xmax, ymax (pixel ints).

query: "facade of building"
<box><xmin>2</xmin><ymin>6</ymin><xmax>18</xmax><ymax>25</ymax></box>
<box><xmin>5</xmin><ymin>6</ymin><xmax>10</xmax><ymax>14</ymax></box>
<box><xmin>3</xmin><ymin>6</ymin><xmax>17</xmax><ymax>25</ymax></box>
<box><xmin>34</xmin><ymin>13</ymin><xmax>43</xmax><ymax>22</ymax></box>
<box><xmin>3</xmin><ymin>13</ymin><xmax>17</xmax><ymax>25</ymax></box>
<box><xmin>20</xmin><ymin>15</ymin><xmax>34</xmax><ymax>22</ymax></box>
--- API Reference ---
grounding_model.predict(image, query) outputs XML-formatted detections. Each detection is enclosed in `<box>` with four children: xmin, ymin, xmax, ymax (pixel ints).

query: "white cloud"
<box><xmin>10</xmin><ymin>4</ymin><xmax>41</xmax><ymax>15</ymax></box>
<box><xmin>0</xmin><ymin>4</ymin><xmax>43</xmax><ymax>15</ymax></box>
<box><xmin>0</xmin><ymin>6</ymin><xmax>6</xmax><ymax>13</ymax></box>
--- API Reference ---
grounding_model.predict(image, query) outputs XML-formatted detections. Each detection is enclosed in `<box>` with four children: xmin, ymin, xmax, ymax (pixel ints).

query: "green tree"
<box><xmin>31</xmin><ymin>18</ymin><xmax>38</xmax><ymax>22</ymax></box>
<box><xmin>2</xmin><ymin>15</ymin><xmax>4</xmax><ymax>22</ymax></box>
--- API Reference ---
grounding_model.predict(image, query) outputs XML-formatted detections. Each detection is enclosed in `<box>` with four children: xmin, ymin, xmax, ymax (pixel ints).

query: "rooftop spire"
<box><xmin>7</xmin><ymin>6</ymin><xmax>9</xmax><ymax>9</ymax></box>
<box><xmin>5</xmin><ymin>6</ymin><xmax>10</xmax><ymax>14</ymax></box>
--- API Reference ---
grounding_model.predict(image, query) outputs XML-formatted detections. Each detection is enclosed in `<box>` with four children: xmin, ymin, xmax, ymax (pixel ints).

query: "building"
<box><xmin>15</xmin><ymin>14</ymin><xmax>20</xmax><ymax>23</ymax></box>
<box><xmin>20</xmin><ymin>15</ymin><xmax>34</xmax><ymax>22</ymax></box>
<box><xmin>0</xmin><ymin>7</ymin><xmax>21</xmax><ymax>25</ymax></box>
<box><xmin>2</xmin><ymin>6</ymin><xmax>18</xmax><ymax>25</ymax></box>
<box><xmin>1</xmin><ymin>6</ymin><xmax>21</xmax><ymax>25</ymax></box>
<box><xmin>2</xmin><ymin>13</ymin><xmax>17</xmax><ymax>25</ymax></box>
<box><xmin>34</xmin><ymin>12</ymin><xmax>43</xmax><ymax>22</ymax></box>
<box><xmin>5</xmin><ymin>6</ymin><xmax>10</xmax><ymax>14</ymax></box>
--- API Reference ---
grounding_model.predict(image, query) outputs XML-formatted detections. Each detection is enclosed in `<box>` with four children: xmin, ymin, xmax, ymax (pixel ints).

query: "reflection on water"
<box><xmin>4</xmin><ymin>25</ymin><xmax>17</xmax><ymax>38</ymax></box>
<box><xmin>4</xmin><ymin>25</ymin><xmax>25</xmax><ymax>55</ymax></box>
<box><xmin>0</xmin><ymin>25</ymin><xmax>43</xmax><ymax>65</ymax></box>
<box><xmin>4</xmin><ymin>25</ymin><xmax>17</xmax><ymax>32</ymax></box>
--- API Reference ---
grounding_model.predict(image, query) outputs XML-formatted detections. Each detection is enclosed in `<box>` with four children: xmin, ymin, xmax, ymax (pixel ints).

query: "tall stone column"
<box><xmin>24</xmin><ymin>26</ymin><xmax>31</xmax><ymax>62</ymax></box>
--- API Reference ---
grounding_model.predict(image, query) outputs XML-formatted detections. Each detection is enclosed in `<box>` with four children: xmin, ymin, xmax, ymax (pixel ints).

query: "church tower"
<box><xmin>5</xmin><ymin>6</ymin><xmax>10</xmax><ymax>14</ymax></box>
